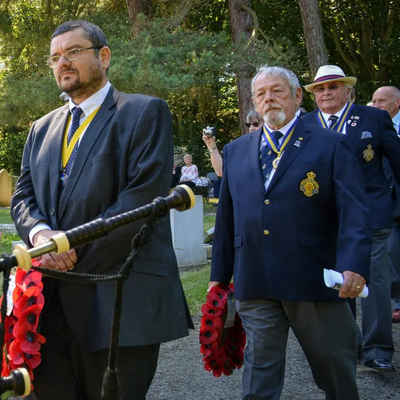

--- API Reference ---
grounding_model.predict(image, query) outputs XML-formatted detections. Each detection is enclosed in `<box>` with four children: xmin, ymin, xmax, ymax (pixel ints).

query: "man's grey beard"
<box><xmin>263</xmin><ymin>109</ymin><xmax>286</xmax><ymax>128</ymax></box>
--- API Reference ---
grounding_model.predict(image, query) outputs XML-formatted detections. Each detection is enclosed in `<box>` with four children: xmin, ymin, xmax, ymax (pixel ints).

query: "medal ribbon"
<box><xmin>62</xmin><ymin>106</ymin><xmax>100</xmax><ymax>168</ymax></box>
<box><xmin>262</xmin><ymin>117</ymin><xmax>299</xmax><ymax>158</ymax></box>
<box><xmin>317</xmin><ymin>102</ymin><xmax>354</xmax><ymax>133</ymax></box>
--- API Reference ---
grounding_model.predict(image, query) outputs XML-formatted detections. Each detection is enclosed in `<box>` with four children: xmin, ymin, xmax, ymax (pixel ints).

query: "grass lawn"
<box><xmin>0</xmin><ymin>209</ymin><xmax>13</xmax><ymax>224</ymax></box>
<box><xmin>180</xmin><ymin>264</ymin><xmax>210</xmax><ymax>315</ymax></box>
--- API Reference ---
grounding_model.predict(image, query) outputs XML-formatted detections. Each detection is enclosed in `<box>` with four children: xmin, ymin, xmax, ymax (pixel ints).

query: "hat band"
<box><xmin>314</xmin><ymin>74</ymin><xmax>345</xmax><ymax>83</ymax></box>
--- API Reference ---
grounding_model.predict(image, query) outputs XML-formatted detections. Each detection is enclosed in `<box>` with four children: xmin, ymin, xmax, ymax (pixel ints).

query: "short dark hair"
<box><xmin>52</xmin><ymin>20</ymin><xmax>108</xmax><ymax>50</ymax></box>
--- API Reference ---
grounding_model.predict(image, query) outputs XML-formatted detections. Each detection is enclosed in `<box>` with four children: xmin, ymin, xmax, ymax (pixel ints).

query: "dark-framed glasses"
<box><xmin>245</xmin><ymin>121</ymin><xmax>262</xmax><ymax>128</ymax></box>
<box><xmin>46</xmin><ymin>47</ymin><xmax>102</xmax><ymax>68</ymax></box>
<box><xmin>314</xmin><ymin>83</ymin><xmax>341</xmax><ymax>94</ymax></box>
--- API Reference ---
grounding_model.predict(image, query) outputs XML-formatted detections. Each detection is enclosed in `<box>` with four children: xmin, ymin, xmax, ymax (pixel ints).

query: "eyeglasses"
<box><xmin>245</xmin><ymin>122</ymin><xmax>262</xmax><ymax>128</ymax></box>
<box><xmin>314</xmin><ymin>83</ymin><xmax>342</xmax><ymax>94</ymax></box>
<box><xmin>46</xmin><ymin>47</ymin><xmax>102</xmax><ymax>68</ymax></box>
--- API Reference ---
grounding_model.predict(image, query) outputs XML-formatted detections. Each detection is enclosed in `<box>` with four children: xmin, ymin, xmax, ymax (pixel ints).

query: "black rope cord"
<box><xmin>0</xmin><ymin>197</ymin><xmax>170</xmax><ymax>400</ymax></box>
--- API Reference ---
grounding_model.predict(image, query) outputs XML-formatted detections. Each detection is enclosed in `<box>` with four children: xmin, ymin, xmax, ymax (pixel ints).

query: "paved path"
<box><xmin>7</xmin><ymin>302</ymin><xmax>400</xmax><ymax>400</ymax></box>
<box><xmin>148</xmin><ymin>306</ymin><xmax>400</xmax><ymax>399</ymax></box>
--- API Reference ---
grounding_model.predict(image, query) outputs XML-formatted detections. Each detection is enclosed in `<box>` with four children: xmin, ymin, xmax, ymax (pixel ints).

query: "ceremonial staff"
<box><xmin>0</xmin><ymin>185</ymin><xmax>195</xmax><ymax>397</ymax></box>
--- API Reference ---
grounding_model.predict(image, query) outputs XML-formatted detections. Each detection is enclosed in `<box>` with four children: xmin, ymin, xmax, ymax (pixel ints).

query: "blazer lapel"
<box><xmin>58</xmin><ymin>86</ymin><xmax>119</xmax><ymax>220</ymax></box>
<box><xmin>344</xmin><ymin>105</ymin><xmax>362</xmax><ymax>141</ymax></box>
<box><xmin>244</xmin><ymin>128</ymin><xmax>265</xmax><ymax>195</ymax></box>
<box><xmin>46</xmin><ymin>105</ymin><xmax>69</xmax><ymax>225</ymax></box>
<box><xmin>266</xmin><ymin>119</ymin><xmax>311</xmax><ymax>194</ymax></box>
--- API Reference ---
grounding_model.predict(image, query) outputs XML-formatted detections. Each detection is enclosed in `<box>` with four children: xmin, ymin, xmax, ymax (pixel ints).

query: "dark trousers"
<box><xmin>388</xmin><ymin>221</ymin><xmax>400</xmax><ymax>304</ymax></box>
<box><xmin>236</xmin><ymin>299</ymin><xmax>359</xmax><ymax>400</ymax></box>
<box><xmin>361</xmin><ymin>228</ymin><xmax>394</xmax><ymax>361</ymax></box>
<box><xmin>28</xmin><ymin>291</ymin><xmax>160</xmax><ymax>400</ymax></box>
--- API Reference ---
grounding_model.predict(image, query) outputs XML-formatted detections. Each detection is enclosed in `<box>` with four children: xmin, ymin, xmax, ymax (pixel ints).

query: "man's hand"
<box><xmin>202</xmin><ymin>134</ymin><xmax>217</xmax><ymax>151</ymax></box>
<box><xmin>32</xmin><ymin>229</ymin><xmax>77</xmax><ymax>271</ymax></box>
<box><xmin>339</xmin><ymin>271</ymin><xmax>366</xmax><ymax>299</ymax></box>
<box><xmin>208</xmin><ymin>281</ymin><xmax>222</xmax><ymax>292</ymax></box>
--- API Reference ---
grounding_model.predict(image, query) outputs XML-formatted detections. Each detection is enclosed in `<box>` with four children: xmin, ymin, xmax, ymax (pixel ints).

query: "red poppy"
<box><xmin>20</xmin><ymin>330</ymin><xmax>46</xmax><ymax>354</ymax></box>
<box><xmin>201</xmin><ymin>302</ymin><xmax>223</xmax><ymax>317</ymax></box>
<box><xmin>200</xmin><ymin>314</ymin><xmax>222</xmax><ymax>330</ymax></box>
<box><xmin>8</xmin><ymin>340</ymin><xmax>25</xmax><ymax>366</ymax></box>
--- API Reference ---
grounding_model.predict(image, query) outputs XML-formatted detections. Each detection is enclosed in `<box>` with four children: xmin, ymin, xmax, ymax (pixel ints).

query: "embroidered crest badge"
<box><xmin>300</xmin><ymin>171</ymin><xmax>319</xmax><ymax>197</ymax></box>
<box><xmin>363</xmin><ymin>144</ymin><xmax>374</xmax><ymax>162</ymax></box>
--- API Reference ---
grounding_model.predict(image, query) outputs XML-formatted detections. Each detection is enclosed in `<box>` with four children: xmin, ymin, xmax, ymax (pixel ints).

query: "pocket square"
<box><xmin>361</xmin><ymin>131</ymin><xmax>373</xmax><ymax>139</ymax></box>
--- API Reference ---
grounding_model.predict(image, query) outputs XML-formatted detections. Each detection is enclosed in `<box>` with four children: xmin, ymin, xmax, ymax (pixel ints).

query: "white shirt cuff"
<box><xmin>29</xmin><ymin>223</ymin><xmax>52</xmax><ymax>246</ymax></box>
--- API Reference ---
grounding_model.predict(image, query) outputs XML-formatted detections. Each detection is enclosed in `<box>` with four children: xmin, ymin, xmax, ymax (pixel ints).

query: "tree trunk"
<box><xmin>126</xmin><ymin>0</ymin><xmax>151</xmax><ymax>23</ymax></box>
<box><xmin>227</xmin><ymin>0</ymin><xmax>254</xmax><ymax>135</ymax></box>
<box><xmin>298</xmin><ymin>0</ymin><xmax>328</xmax><ymax>79</ymax></box>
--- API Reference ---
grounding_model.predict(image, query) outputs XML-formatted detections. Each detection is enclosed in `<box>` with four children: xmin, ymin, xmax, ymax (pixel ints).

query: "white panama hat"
<box><xmin>304</xmin><ymin>65</ymin><xmax>357</xmax><ymax>93</ymax></box>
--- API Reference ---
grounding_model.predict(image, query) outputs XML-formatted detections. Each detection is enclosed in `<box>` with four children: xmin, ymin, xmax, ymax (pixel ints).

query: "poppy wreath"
<box><xmin>199</xmin><ymin>284</ymin><xmax>246</xmax><ymax>377</ymax></box>
<box><xmin>1</xmin><ymin>261</ymin><xmax>45</xmax><ymax>391</ymax></box>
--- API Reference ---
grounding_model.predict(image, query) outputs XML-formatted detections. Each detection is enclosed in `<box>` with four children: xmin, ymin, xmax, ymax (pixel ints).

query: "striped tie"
<box><xmin>260</xmin><ymin>130</ymin><xmax>283</xmax><ymax>184</ymax></box>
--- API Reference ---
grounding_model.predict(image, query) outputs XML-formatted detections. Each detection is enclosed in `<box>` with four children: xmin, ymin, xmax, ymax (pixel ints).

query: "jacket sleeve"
<box><xmin>333</xmin><ymin>134</ymin><xmax>372</xmax><ymax>281</ymax></box>
<box><xmin>209</xmin><ymin>146</ymin><xmax>235</xmax><ymax>284</ymax></box>
<box><xmin>11</xmin><ymin>122</ymin><xmax>49</xmax><ymax>245</ymax></box>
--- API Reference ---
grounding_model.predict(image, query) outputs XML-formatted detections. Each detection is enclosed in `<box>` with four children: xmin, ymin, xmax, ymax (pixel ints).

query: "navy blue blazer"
<box><xmin>210</xmin><ymin>118</ymin><xmax>372</xmax><ymax>302</ymax></box>
<box><xmin>302</xmin><ymin>105</ymin><xmax>400</xmax><ymax>229</ymax></box>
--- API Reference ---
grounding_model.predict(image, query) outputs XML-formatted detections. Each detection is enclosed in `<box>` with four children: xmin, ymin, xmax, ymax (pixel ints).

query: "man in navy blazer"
<box><xmin>209</xmin><ymin>66</ymin><xmax>371</xmax><ymax>400</ymax></box>
<box><xmin>303</xmin><ymin>66</ymin><xmax>400</xmax><ymax>372</ymax></box>
<box><xmin>11</xmin><ymin>20</ymin><xmax>191</xmax><ymax>400</ymax></box>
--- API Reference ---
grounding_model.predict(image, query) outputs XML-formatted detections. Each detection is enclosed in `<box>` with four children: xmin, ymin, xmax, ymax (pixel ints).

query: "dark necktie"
<box><xmin>328</xmin><ymin>115</ymin><xmax>338</xmax><ymax>129</ymax></box>
<box><xmin>60</xmin><ymin>107</ymin><xmax>83</xmax><ymax>194</ymax></box>
<box><xmin>260</xmin><ymin>130</ymin><xmax>283</xmax><ymax>184</ymax></box>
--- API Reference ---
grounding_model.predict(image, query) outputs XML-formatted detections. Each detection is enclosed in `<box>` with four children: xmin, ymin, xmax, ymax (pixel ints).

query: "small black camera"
<box><xmin>203</xmin><ymin>126</ymin><xmax>216</xmax><ymax>138</ymax></box>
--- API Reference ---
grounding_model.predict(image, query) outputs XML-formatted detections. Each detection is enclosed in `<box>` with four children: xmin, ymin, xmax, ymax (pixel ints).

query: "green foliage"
<box><xmin>0</xmin><ymin>127</ymin><xmax>27</xmax><ymax>175</ymax></box>
<box><xmin>0</xmin><ymin>210</ymin><xmax>13</xmax><ymax>224</ymax></box>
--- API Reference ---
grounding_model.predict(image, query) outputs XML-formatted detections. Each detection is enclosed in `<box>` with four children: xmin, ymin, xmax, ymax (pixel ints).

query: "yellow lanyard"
<box><xmin>61</xmin><ymin>106</ymin><xmax>100</xmax><ymax>168</ymax></box>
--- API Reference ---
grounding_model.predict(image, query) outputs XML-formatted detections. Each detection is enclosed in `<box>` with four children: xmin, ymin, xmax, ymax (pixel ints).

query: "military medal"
<box><xmin>300</xmin><ymin>171</ymin><xmax>319</xmax><ymax>197</ymax></box>
<box><xmin>272</xmin><ymin>157</ymin><xmax>281</xmax><ymax>169</ymax></box>
<box><xmin>363</xmin><ymin>144</ymin><xmax>374</xmax><ymax>162</ymax></box>
<box><xmin>262</xmin><ymin>117</ymin><xmax>299</xmax><ymax>170</ymax></box>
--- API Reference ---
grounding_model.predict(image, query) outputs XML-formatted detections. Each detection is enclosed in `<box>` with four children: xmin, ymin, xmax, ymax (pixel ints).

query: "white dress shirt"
<box><xmin>261</xmin><ymin>115</ymin><xmax>298</xmax><ymax>190</ymax></box>
<box><xmin>29</xmin><ymin>82</ymin><xmax>111</xmax><ymax>244</ymax></box>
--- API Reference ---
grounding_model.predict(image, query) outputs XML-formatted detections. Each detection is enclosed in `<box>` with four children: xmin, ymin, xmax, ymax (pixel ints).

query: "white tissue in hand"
<box><xmin>323</xmin><ymin>269</ymin><xmax>369</xmax><ymax>298</ymax></box>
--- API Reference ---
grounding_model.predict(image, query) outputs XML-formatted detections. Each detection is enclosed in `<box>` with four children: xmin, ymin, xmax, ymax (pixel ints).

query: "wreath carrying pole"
<box><xmin>0</xmin><ymin>185</ymin><xmax>195</xmax><ymax>397</ymax></box>
<box><xmin>0</xmin><ymin>185</ymin><xmax>195</xmax><ymax>273</ymax></box>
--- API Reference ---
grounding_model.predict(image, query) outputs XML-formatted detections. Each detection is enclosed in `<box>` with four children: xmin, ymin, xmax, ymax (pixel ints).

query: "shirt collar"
<box><xmin>392</xmin><ymin>110</ymin><xmax>400</xmax><ymax>134</ymax></box>
<box><xmin>68</xmin><ymin>81</ymin><xmax>111</xmax><ymax>116</ymax></box>
<box><xmin>321</xmin><ymin>102</ymin><xmax>348</xmax><ymax>122</ymax></box>
<box><xmin>261</xmin><ymin>115</ymin><xmax>298</xmax><ymax>147</ymax></box>
<box><xmin>264</xmin><ymin>115</ymin><xmax>298</xmax><ymax>136</ymax></box>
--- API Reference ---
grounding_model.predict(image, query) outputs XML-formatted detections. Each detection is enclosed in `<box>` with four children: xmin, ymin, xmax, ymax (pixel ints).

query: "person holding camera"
<box><xmin>202</xmin><ymin>126</ymin><xmax>222</xmax><ymax>177</ymax></box>
<box><xmin>202</xmin><ymin>110</ymin><xmax>264</xmax><ymax>177</ymax></box>
<box><xmin>179</xmin><ymin>154</ymin><xmax>198</xmax><ymax>188</ymax></box>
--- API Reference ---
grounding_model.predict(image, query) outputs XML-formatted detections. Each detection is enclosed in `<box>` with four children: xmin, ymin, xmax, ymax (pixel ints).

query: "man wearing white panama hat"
<box><xmin>303</xmin><ymin>65</ymin><xmax>400</xmax><ymax>372</ymax></box>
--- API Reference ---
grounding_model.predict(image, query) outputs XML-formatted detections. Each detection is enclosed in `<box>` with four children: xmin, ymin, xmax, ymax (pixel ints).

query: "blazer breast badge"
<box><xmin>300</xmin><ymin>171</ymin><xmax>319</xmax><ymax>197</ymax></box>
<box><xmin>362</xmin><ymin>144</ymin><xmax>374</xmax><ymax>162</ymax></box>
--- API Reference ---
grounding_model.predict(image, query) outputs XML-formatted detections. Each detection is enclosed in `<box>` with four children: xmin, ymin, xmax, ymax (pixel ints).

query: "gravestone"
<box><xmin>170</xmin><ymin>195</ymin><xmax>207</xmax><ymax>270</ymax></box>
<box><xmin>0</xmin><ymin>169</ymin><xmax>12</xmax><ymax>207</ymax></box>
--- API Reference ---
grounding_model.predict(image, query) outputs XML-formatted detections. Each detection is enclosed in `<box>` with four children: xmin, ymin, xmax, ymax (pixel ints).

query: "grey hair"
<box><xmin>251</xmin><ymin>65</ymin><xmax>301</xmax><ymax>97</ymax></box>
<box><xmin>246</xmin><ymin>109</ymin><xmax>263</xmax><ymax>123</ymax></box>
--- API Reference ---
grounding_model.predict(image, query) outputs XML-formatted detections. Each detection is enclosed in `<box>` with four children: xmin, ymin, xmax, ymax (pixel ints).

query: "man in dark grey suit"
<box><xmin>11</xmin><ymin>20</ymin><xmax>191</xmax><ymax>400</ymax></box>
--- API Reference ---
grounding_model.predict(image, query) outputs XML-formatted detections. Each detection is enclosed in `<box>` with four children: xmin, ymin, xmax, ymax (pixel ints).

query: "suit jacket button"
<box><xmin>264</xmin><ymin>199</ymin><xmax>270</xmax><ymax>205</ymax></box>
<box><xmin>263</xmin><ymin>230</ymin><xmax>270</xmax><ymax>235</ymax></box>
<box><xmin>50</xmin><ymin>208</ymin><xmax>55</xmax><ymax>215</ymax></box>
